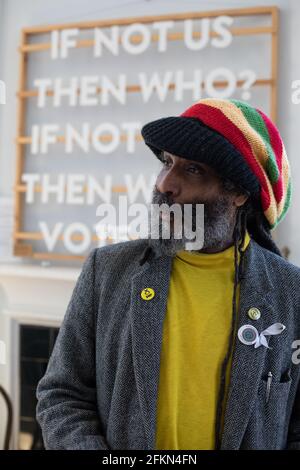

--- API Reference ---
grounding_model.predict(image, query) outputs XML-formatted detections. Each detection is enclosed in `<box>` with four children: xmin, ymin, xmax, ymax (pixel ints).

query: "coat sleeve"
<box><xmin>36</xmin><ymin>248</ymin><xmax>110</xmax><ymax>450</ymax></box>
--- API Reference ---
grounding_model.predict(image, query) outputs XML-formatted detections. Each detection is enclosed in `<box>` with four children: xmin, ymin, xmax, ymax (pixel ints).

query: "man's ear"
<box><xmin>234</xmin><ymin>193</ymin><xmax>249</xmax><ymax>207</ymax></box>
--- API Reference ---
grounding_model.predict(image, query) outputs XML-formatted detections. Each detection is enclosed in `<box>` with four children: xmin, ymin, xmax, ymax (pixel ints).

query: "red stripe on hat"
<box><xmin>256</xmin><ymin>109</ymin><xmax>284</xmax><ymax>204</ymax></box>
<box><xmin>181</xmin><ymin>103</ymin><xmax>271</xmax><ymax>211</ymax></box>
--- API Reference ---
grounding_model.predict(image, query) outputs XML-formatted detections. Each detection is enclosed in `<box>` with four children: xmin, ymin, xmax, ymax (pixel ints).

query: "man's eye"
<box><xmin>187</xmin><ymin>166</ymin><xmax>205</xmax><ymax>175</ymax></box>
<box><xmin>161</xmin><ymin>158</ymin><xmax>171</xmax><ymax>167</ymax></box>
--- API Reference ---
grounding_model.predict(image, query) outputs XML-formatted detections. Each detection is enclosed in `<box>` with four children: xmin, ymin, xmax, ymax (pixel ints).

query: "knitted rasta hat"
<box><xmin>141</xmin><ymin>98</ymin><xmax>292</xmax><ymax>233</ymax></box>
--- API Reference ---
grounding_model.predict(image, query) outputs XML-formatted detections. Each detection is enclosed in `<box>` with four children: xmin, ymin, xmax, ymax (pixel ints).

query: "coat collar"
<box><xmin>130</xmin><ymin>239</ymin><xmax>275</xmax><ymax>449</ymax></box>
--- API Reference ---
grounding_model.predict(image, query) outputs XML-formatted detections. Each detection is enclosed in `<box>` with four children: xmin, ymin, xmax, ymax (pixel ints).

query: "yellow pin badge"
<box><xmin>141</xmin><ymin>288</ymin><xmax>155</xmax><ymax>301</ymax></box>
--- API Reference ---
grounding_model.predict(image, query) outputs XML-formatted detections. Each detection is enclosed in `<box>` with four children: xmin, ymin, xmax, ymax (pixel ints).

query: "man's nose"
<box><xmin>156</xmin><ymin>170</ymin><xmax>181</xmax><ymax>199</ymax></box>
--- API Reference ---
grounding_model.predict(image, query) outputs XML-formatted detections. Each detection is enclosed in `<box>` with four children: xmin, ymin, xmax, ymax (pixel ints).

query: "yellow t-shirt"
<box><xmin>154</xmin><ymin>230</ymin><xmax>251</xmax><ymax>450</ymax></box>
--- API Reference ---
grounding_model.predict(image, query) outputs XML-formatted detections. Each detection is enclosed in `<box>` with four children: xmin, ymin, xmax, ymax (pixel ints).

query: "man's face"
<box><xmin>147</xmin><ymin>151</ymin><xmax>247</xmax><ymax>255</ymax></box>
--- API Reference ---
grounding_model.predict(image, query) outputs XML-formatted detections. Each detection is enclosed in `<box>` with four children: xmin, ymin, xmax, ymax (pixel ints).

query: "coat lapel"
<box><xmin>220</xmin><ymin>240</ymin><xmax>276</xmax><ymax>449</ymax></box>
<box><xmin>130</xmin><ymin>248</ymin><xmax>173</xmax><ymax>449</ymax></box>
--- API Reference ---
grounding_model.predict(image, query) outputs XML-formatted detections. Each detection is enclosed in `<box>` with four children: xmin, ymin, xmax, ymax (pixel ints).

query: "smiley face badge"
<box><xmin>141</xmin><ymin>287</ymin><xmax>155</xmax><ymax>301</ymax></box>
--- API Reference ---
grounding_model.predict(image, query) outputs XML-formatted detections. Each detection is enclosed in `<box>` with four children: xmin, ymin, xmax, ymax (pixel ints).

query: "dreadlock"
<box><xmin>221</xmin><ymin>176</ymin><xmax>283</xmax><ymax>259</ymax></box>
<box><xmin>245</xmin><ymin>196</ymin><xmax>283</xmax><ymax>258</ymax></box>
<box><xmin>214</xmin><ymin>203</ymin><xmax>247</xmax><ymax>448</ymax></box>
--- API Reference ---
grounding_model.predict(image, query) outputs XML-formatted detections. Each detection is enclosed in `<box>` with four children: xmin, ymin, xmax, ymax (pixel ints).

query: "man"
<box><xmin>36</xmin><ymin>98</ymin><xmax>300</xmax><ymax>450</ymax></box>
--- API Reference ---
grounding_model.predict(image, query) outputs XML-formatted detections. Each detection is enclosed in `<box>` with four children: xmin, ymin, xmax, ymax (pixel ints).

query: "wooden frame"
<box><xmin>13</xmin><ymin>6</ymin><xmax>279</xmax><ymax>262</ymax></box>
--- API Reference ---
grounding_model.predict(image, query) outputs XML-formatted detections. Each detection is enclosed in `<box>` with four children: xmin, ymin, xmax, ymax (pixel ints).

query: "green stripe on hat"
<box><xmin>230</xmin><ymin>99</ymin><xmax>280</xmax><ymax>184</ymax></box>
<box><xmin>276</xmin><ymin>178</ymin><xmax>292</xmax><ymax>227</ymax></box>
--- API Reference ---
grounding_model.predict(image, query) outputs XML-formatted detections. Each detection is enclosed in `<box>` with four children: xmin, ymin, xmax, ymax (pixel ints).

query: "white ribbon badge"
<box><xmin>238</xmin><ymin>322</ymin><xmax>286</xmax><ymax>349</ymax></box>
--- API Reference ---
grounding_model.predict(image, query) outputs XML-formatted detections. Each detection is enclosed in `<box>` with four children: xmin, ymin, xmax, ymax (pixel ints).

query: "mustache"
<box><xmin>151</xmin><ymin>187</ymin><xmax>206</xmax><ymax>208</ymax></box>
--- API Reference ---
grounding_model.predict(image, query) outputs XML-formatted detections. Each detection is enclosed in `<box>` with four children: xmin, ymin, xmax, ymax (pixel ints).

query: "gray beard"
<box><xmin>147</xmin><ymin>188</ymin><xmax>235</xmax><ymax>257</ymax></box>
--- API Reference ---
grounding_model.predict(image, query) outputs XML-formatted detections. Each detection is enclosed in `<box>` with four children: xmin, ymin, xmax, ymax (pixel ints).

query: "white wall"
<box><xmin>0</xmin><ymin>0</ymin><xmax>4</xmax><ymax>60</ymax></box>
<box><xmin>0</xmin><ymin>0</ymin><xmax>299</xmax><ymax>450</ymax></box>
<box><xmin>0</xmin><ymin>0</ymin><xmax>299</xmax><ymax>263</ymax></box>
<box><xmin>0</xmin><ymin>0</ymin><xmax>6</xmax><ymax>152</ymax></box>
<box><xmin>0</xmin><ymin>1</ymin><xmax>299</xmax><ymax>257</ymax></box>
<box><xmin>0</xmin><ymin>0</ymin><xmax>7</xmax><ymax>449</ymax></box>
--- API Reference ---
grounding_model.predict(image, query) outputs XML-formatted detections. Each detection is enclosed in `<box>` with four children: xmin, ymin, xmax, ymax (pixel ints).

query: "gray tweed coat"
<box><xmin>36</xmin><ymin>238</ymin><xmax>300</xmax><ymax>450</ymax></box>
